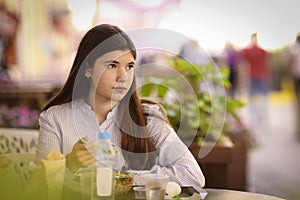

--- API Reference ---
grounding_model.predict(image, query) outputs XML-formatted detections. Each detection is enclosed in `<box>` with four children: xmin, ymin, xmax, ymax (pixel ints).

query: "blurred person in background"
<box><xmin>0</xmin><ymin>3</ymin><xmax>18</xmax><ymax>84</ymax></box>
<box><xmin>222</xmin><ymin>41</ymin><xmax>241</xmax><ymax>98</ymax></box>
<box><xmin>46</xmin><ymin>8</ymin><xmax>78</xmax><ymax>85</ymax></box>
<box><xmin>287</xmin><ymin>33</ymin><xmax>300</xmax><ymax>140</ymax></box>
<box><xmin>179</xmin><ymin>39</ymin><xmax>211</xmax><ymax>65</ymax></box>
<box><xmin>241</xmin><ymin>33</ymin><xmax>270</xmax><ymax>128</ymax></box>
<box><xmin>179</xmin><ymin>39</ymin><xmax>212</xmax><ymax>94</ymax></box>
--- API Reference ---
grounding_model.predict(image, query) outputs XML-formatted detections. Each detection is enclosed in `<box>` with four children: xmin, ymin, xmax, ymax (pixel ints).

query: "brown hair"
<box><xmin>43</xmin><ymin>24</ymin><xmax>156</xmax><ymax>169</ymax></box>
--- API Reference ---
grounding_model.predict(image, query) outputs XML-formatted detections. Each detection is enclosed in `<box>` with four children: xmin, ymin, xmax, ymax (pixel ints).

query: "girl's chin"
<box><xmin>111</xmin><ymin>93</ymin><xmax>127</xmax><ymax>102</ymax></box>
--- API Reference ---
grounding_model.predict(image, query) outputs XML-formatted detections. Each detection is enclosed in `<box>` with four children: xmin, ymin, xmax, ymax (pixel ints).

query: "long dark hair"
<box><xmin>43</xmin><ymin>24</ymin><xmax>156</xmax><ymax>169</ymax></box>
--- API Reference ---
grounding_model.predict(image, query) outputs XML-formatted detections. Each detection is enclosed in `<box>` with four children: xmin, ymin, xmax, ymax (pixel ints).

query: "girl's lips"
<box><xmin>113</xmin><ymin>87</ymin><xmax>127</xmax><ymax>93</ymax></box>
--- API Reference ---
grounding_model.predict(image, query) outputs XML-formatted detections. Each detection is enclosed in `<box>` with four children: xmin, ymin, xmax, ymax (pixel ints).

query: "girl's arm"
<box><xmin>144</xmin><ymin>103</ymin><xmax>205</xmax><ymax>191</ymax></box>
<box><xmin>149</xmin><ymin>122</ymin><xmax>205</xmax><ymax>191</ymax></box>
<box><xmin>35</xmin><ymin>111</ymin><xmax>62</xmax><ymax>163</ymax></box>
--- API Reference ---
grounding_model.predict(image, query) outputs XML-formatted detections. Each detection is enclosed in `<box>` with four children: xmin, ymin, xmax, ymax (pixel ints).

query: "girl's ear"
<box><xmin>85</xmin><ymin>68</ymin><xmax>92</xmax><ymax>78</ymax></box>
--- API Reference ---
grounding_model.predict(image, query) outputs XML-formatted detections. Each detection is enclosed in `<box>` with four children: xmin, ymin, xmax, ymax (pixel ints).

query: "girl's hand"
<box><xmin>66</xmin><ymin>136</ymin><xmax>96</xmax><ymax>173</ymax></box>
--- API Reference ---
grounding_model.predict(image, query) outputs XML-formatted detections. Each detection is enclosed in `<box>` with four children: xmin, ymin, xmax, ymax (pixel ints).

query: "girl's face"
<box><xmin>87</xmin><ymin>50</ymin><xmax>135</xmax><ymax>105</ymax></box>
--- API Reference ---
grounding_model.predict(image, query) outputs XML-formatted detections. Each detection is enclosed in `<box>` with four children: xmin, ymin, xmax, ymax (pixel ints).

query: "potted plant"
<box><xmin>139</xmin><ymin>57</ymin><xmax>245</xmax><ymax>144</ymax></box>
<box><xmin>139</xmin><ymin>56</ymin><xmax>250</xmax><ymax>190</ymax></box>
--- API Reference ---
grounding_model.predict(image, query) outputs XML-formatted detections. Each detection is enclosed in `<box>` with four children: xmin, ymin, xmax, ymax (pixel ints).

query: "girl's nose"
<box><xmin>117</xmin><ymin>68</ymin><xmax>128</xmax><ymax>82</ymax></box>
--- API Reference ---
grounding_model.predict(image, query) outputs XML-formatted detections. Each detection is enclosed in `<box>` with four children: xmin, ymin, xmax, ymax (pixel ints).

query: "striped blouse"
<box><xmin>35</xmin><ymin>98</ymin><xmax>205</xmax><ymax>191</ymax></box>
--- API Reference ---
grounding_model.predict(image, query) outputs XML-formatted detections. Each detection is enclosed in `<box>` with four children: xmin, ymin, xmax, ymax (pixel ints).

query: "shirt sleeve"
<box><xmin>145</xmin><ymin>104</ymin><xmax>206</xmax><ymax>191</ymax></box>
<box><xmin>35</xmin><ymin>109</ymin><xmax>63</xmax><ymax>163</ymax></box>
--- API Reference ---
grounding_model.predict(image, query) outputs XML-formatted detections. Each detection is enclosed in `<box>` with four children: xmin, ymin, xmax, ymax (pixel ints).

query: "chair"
<box><xmin>0</xmin><ymin>152</ymin><xmax>37</xmax><ymax>200</ymax></box>
<box><xmin>0</xmin><ymin>128</ymin><xmax>38</xmax><ymax>154</ymax></box>
<box><xmin>0</xmin><ymin>152</ymin><xmax>36</xmax><ymax>184</ymax></box>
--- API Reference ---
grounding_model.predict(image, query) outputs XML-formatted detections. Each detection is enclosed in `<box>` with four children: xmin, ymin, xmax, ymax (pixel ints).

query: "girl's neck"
<box><xmin>85</xmin><ymin>96</ymin><xmax>117</xmax><ymax>124</ymax></box>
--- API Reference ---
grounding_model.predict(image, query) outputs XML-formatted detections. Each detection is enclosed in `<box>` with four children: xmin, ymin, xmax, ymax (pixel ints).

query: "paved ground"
<box><xmin>239</xmin><ymin>91</ymin><xmax>300</xmax><ymax>199</ymax></box>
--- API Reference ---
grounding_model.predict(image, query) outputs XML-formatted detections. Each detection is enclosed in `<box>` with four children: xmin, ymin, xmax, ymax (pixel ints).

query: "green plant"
<box><xmin>139</xmin><ymin>57</ymin><xmax>245</xmax><ymax>143</ymax></box>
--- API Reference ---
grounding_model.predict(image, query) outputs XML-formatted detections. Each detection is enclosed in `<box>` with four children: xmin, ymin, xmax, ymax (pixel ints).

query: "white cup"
<box><xmin>143</xmin><ymin>174</ymin><xmax>169</xmax><ymax>200</ymax></box>
<box><xmin>79</xmin><ymin>172</ymin><xmax>93</xmax><ymax>200</ymax></box>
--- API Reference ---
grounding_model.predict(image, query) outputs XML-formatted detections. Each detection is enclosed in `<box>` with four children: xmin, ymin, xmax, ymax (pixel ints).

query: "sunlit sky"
<box><xmin>65</xmin><ymin>0</ymin><xmax>299</xmax><ymax>52</ymax></box>
<box><xmin>158</xmin><ymin>0</ymin><xmax>300</xmax><ymax>52</ymax></box>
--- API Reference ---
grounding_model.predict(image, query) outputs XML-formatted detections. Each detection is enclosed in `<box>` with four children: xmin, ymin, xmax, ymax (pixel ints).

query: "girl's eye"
<box><xmin>126</xmin><ymin>64</ymin><xmax>134</xmax><ymax>70</ymax></box>
<box><xmin>107</xmin><ymin>63</ymin><xmax>117</xmax><ymax>68</ymax></box>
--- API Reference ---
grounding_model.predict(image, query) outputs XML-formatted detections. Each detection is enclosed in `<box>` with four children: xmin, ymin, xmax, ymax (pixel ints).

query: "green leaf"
<box><xmin>172</xmin><ymin>195</ymin><xmax>181</xmax><ymax>200</ymax></box>
<box><xmin>138</xmin><ymin>57</ymin><xmax>245</xmax><ymax>140</ymax></box>
<box><xmin>140</xmin><ymin>83</ymin><xmax>155</xmax><ymax>97</ymax></box>
<box><xmin>157</xmin><ymin>84</ymin><xmax>169</xmax><ymax>98</ymax></box>
<box><xmin>226</xmin><ymin>99</ymin><xmax>245</xmax><ymax>122</ymax></box>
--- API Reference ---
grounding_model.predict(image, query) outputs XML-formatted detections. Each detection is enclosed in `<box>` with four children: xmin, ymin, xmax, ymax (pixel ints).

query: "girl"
<box><xmin>35</xmin><ymin>24</ymin><xmax>205</xmax><ymax>191</ymax></box>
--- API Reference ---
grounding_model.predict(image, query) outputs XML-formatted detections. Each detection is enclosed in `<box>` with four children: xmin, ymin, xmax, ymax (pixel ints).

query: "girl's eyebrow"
<box><xmin>127</xmin><ymin>61</ymin><xmax>135</xmax><ymax>65</ymax></box>
<box><xmin>104</xmin><ymin>60</ymin><xmax>120</xmax><ymax>64</ymax></box>
<box><xmin>104</xmin><ymin>60</ymin><xmax>135</xmax><ymax>65</ymax></box>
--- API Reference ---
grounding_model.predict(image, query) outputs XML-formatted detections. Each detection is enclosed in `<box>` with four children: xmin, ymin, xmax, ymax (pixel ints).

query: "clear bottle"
<box><xmin>91</xmin><ymin>131</ymin><xmax>116</xmax><ymax>200</ymax></box>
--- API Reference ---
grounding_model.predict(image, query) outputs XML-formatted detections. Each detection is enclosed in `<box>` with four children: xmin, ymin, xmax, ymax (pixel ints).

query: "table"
<box><xmin>0</xmin><ymin>151</ymin><xmax>285</xmax><ymax>200</ymax></box>
<box><xmin>204</xmin><ymin>188</ymin><xmax>285</xmax><ymax>200</ymax></box>
<box><xmin>117</xmin><ymin>187</ymin><xmax>285</xmax><ymax>200</ymax></box>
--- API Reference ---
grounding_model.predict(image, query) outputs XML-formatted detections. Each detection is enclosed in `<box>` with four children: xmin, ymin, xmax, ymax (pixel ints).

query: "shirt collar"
<box><xmin>79</xmin><ymin>98</ymin><xmax>119</xmax><ymax>120</ymax></box>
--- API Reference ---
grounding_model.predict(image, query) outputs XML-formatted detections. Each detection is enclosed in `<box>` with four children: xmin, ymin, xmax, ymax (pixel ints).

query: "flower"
<box><xmin>0</xmin><ymin>105</ymin><xmax>39</xmax><ymax>129</ymax></box>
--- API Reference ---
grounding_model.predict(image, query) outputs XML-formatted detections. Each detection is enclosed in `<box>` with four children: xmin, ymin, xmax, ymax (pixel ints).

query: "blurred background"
<box><xmin>0</xmin><ymin>0</ymin><xmax>300</xmax><ymax>199</ymax></box>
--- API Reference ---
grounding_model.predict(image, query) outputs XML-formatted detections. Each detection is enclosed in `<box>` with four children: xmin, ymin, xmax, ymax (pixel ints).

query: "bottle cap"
<box><xmin>99</xmin><ymin>132</ymin><xmax>111</xmax><ymax>139</ymax></box>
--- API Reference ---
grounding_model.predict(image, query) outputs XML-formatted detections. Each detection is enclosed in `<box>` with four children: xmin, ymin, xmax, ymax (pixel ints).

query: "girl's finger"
<box><xmin>84</xmin><ymin>141</ymin><xmax>97</xmax><ymax>150</ymax></box>
<box><xmin>81</xmin><ymin>157</ymin><xmax>95</xmax><ymax>167</ymax></box>
<box><xmin>78</xmin><ymin>154</ymin><xmax>95</xmax><ymax>167</ymax></box>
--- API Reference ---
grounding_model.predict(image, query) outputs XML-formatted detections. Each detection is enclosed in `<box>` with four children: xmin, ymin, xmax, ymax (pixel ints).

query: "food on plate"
<box><xmin>114</xmin><ymin>171</ymin><xmax>134</xmax><ymax>195</ymax></box>
<box><xmin>165</xmin><ymin>181</ymin><xmax>181</xmax><ymax>198</ymax></box>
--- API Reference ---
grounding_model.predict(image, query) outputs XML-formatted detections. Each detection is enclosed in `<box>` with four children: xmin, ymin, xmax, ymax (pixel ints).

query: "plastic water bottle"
<box><xmin>91</xmin><ymin>131</ymin><xmax>116</xmax><ymax>200</ymax></box>
<box><xmin>97</xmin><ymin>132</ymin><xmax>116</xmax><ymax>168</ymax></box>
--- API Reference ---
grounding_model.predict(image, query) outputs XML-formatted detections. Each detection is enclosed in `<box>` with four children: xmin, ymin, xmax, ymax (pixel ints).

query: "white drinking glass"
<box><xmin>143</xmin><ymin>174</ymin><xmax>169</xmax><ymax>200</ymax></box>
